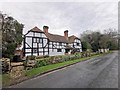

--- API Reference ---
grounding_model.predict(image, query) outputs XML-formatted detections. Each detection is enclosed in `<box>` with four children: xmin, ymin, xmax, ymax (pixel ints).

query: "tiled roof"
<box><xmin>30</xmin><ymin>26</ymin><xmax>44</xmax><ymax>33</ymax></box>
<box><xmin>68</xmin><ymin>35</ymin><xmax>80</xmax><ymax>43</ymax></box>
<box><xmin>45</xmin><ymin>33</ymin><xmax>68</xmax><ymax>43</ymax></box>
<box><xmin>26</xmin><ymin>27</ymin><xmax>80</xmax><ymax>43</ymax></box>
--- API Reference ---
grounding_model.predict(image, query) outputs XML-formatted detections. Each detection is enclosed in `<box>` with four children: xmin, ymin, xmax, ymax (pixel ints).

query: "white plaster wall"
<box><xmin>49</xmin><ymin>49</ymin><xmax>65</xmax><ymax>56</ymax></box>
<box><xmin>26</xmin><ymin>32</ymin><xmax>33</xmax><ymax>36</ymax></box>
<box><xmin>73</xmin><ymin>39</ymin><xmax>82</xmax><ymax>51</ymax></box>
<box><xmin>26</xmin><ymin>37</ymin><xmax>32</xmax><ymax>47</ymax></box>
<box><xmin>26</xmin><ymin>49</ymin><xmax>31</xmax><ymax>52</ymax></box>
<box><xmin>25</xmin><ymin>53</ymin><xmax>32</xmax><ymax>56</ymax></box>
<box><xmin>43</xmin><ymin>39</ymin><xmax>47</xmax><ymax>47</ymax></box>
<box><xmin>80</xmin><ymin>48</ymin><xmax>82</xmax><ymax>52</ymax></box>
<box><xmin>35</xmin><ymin>32</ymin><xmax>40</xmax><ymax>37</ymax></box>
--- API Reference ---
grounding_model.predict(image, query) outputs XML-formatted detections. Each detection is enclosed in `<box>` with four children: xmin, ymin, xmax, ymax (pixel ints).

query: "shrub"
<box><xmin>26</xmin><ymin>53</ymin><xmax>85</xmax><ymax>68</ymax></box>
<box><xmin>53</xmin><ymin>55</ymin><xmax>63</xmax><ymax>63</ymax></box>
<box><xmin>35</xmin><ymin>56</ymin><xmax>44</xmax><ymax>59</ymax></box>
<box><xmin>35</xmin><ymin>58</ymin><xmax>51</xmax><ymax>67</ymax></box>
<box><xmin>35</xmin><ymin>55</ymin><xmax>49</xmax><ymax>60</ymax></box>
<box><xmin>26</xmin><ymin>55</ymin><xmax>36</xmax><ymax>60</ymax></box>
<box><xmin>43</xmin><ymin>55</ymin><xmax>49</xmax><ymax>58</ymax></box>
<box><xmin>39</xmin><ymin>60</ymin><xmax>47</xmax><ymax>66</ymax></box>
<box><xmin>69</xmin><ymin>55</ymin><xmax>76</xmax><ymax>60</ymax></box>
<box><xmin>62</xmin><ymin>55</ymin><xmax>70</xmax><ymax>61</ymax></box>
<box><xmin>44</xmin><ymin>58</ymin><xmax>51</xmax><ymax>65</ymax></box>
<box><xmin>56</xmin><ymin>56</ymin><xmax>64</xmax><ymax>63</ymax></box>
<box><xmin>71</xmin><ymin>48</ymin><xmax>80</xmax><ymax>54</ymax></box>
<box><xmin>23</xmin><ymin>60</ymin><xmax>27</xmax><ymax>69</ymax></box>
<box><xmin>48</xmin><ymin>56</ymin><xmax>55</xmax><ymax>64</ymax></box>
<box><xmin>12</xmin><ymin>55</ymin><xmax>22</xmax><ymax>62</ymax></box>
<box><xmin>75</xmin><ymin>52</ymin><xmax>81</xmax><ymax>57</ymax></box>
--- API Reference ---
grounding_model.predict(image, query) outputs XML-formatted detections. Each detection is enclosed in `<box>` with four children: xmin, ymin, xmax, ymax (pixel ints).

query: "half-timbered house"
<box><xmin>23</xmin><ymin>26</ymin><xmax>82</xmax><ymax>56</ymax></box>
<box><xmin>68</xmin><ymin>35</ymin><xmax>82</xmax><ymax>52</ymax></box>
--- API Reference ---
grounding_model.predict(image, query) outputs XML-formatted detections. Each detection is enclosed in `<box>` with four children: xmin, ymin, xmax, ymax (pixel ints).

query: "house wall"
<box><xmin>49</xmin><ymin>41</ymin><xmax>66</xmax><ymax>56</ymax></box>
<box><xmin>68</xmin><ymin>38</ymin><xmax>82</xmax><ymax>53</ymax></box>
<box><xmin>73</xmin><ymin>39</ymin><xmax>82</xmax><ymax>52</ymax></box>
<box><xmin>24</xmin><ymin>31</ymin><xmax>48</xmax><ymax>56</ymax></box>
<box><xmin>49</xmin><ymin>49</ymin><xmax>65</xmax><ymax>56</ymax></box>
<box><xmin>24</xmin><ymin>31</ymin><xmax>83</xmax><ymax>57</ymax></box>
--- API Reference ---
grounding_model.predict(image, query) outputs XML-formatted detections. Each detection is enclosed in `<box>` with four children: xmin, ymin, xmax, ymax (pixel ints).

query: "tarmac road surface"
<box><xmin>9</xmin><ymin>51</ymin><xmax>118</xmax><ymax>88</ymax></box>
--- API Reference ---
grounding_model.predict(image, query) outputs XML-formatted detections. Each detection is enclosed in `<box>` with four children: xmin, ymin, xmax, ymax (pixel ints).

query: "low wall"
<box><xmin>10</xmin><ymin>62</ymin><xmax>24</xmax><ymax>79</ymax></box>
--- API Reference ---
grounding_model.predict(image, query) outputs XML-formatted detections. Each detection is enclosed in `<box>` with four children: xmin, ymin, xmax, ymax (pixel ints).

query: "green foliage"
<box><xmin>35</xmin><ymin>58</ymin><xmax>50</xmax><ymax>67</ymax></box>
<box><xmin>107</xmin><ymin>39</ymin><xmax>118</xmax><ymax>50</ymax></box>
<box><xmin>26</xmin><ymin>55</ymin><xmax>36</xmax><ymax>60</ymax></box>
<box><xmin>43</xmin><ymin>55</ymin><xmax>49</xmax><ymax>58</ymax></box>
<box><xmin>24</xmin><ymin>51</ymin><xmax>104</xmax><ymax>69</ymax></box>
<box><xmin>1</xmin><ymin>13</ymin><xmax>24</xmax><ymax>59</ymax></box>
<box><xmin>34</xmin><ymin>53</ymin><xmax>82</xmax><ymax>68</ymax></box>
<box><xmin>35</xmin><ymin>55</ymin><xmax>49</xmax><ymax>60</ymax></box>
<box><xmin>75</xmin><ymin>52</ymin><xmax>82</xmax><ymax>58</ymax></box>
<box><xmin>35</xmin><ymin>56</ymin><xmax>44</xmax><ymax>59</ymax></box>
<box><xmin>81</xmin><ymin>29</ymin><xmax>118</xmax><ymax>52</ymax></box>
<box><xmin>71</xmin><ymin>48</ymin><xmax>81</xmax><ymax>54</ymax></box>
<box><xmin>25</xmin><ymin>52</ymin><xmax>106</xmax><ymax>78</ymax></box>
<box><xmin>81</xmin><ymin>41</ymin><xmax>92</xmax><ymax>51</ymax></box>
<box><xmin>62</xmin><ymin>55</ymin><xmax>70</xmax><ymax>61</ymax></box>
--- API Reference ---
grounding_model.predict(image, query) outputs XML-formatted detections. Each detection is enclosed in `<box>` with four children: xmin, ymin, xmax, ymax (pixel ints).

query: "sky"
<box><xmin>0</xmin><ymin>1</ymin><xmax>118</xmax><ymax>37</ymax></box>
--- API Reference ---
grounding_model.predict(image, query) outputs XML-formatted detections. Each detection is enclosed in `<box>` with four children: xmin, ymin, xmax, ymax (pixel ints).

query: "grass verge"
<box><xmin>2</xmin><ymin>51</ymin><xmax>112</xmax><ymax>87</ymax></box>
<box><xmin>25</xmin><ymin>53</ymin><xmax>105</xmax><ymax>78</ymax></box>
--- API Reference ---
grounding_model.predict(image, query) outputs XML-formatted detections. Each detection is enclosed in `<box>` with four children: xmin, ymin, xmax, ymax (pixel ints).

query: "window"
<box><xmin>39</xmin><ymin>39</ymin><xmax>42</xmax><ymax>43</ymax></box>
<box><xmin>33</xmin><ymin>38</ymin><xmax>41</xmax><ymax>43</ymax></box>
<box><xmin>57</xmin><ymin>49</ymin><xmax>62</xmax><ymax>52</ymax></box>
<box><xmin>33</xmin><ymin>38</ymin><xmax>37</xmax><ymax>43</ymax></box>
<box><xmin>77</xmin><ymin>43</ymin><xmax>79</xmax><ymax>46</ymax></box>
<box><xmin>33</xmin><ymin>49</ymin><xmax>37</xmax><ymax>53</ymax></box>
<box><xmin>36</xmin><ymin>38</ymin><xmax>39</xmax><ymax>43</ymax></box>
<box><xmin>59</xmin><ymin>42</ymin><xmax>62</xmax><ymax>46</ymax></box>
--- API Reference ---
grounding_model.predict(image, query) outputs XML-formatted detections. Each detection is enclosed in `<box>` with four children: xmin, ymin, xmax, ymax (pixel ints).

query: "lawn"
<box><xmin>2</xmin><ymin>74</ymin><xmax>12</xmax><ymax>87</ymax></box>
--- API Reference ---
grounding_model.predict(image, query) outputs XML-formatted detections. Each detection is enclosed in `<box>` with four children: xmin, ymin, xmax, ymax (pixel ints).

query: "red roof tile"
<box><xmin>30</xmin><ymin>26</ymin><xmax>44</xmax><ymax>33</ymax></box>
<box><xmin>45</xmin><ymin>33</ymin><xmax>68</xmax><ymax>43</ymax></box>
<box><xmin>68</xmin><ymin>35</ymin><xmax>80</xmax><ymax>43</ymax></box>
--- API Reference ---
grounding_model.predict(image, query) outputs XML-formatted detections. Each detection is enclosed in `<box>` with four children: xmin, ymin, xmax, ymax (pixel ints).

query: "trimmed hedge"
<box><xmin>24</xmin><ymin>52</ymin><xmax>98</xmax><ymax>69</ymax></box>
<box><xmin>26</xmin><ymin>55</ymin><xmax>36</xmax><ymax>60</ymax></box>
<box><xmin>34</xmin><ymin>52</ymin><xmax>82</xmax><ymax>68</ymax></box>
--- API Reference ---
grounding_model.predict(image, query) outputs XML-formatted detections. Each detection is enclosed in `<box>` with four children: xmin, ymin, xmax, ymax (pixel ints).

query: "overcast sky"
<box><xmin>0</xmin><ymin>1</ymin><xmax>118</xmax><ymax>37</ymax></box>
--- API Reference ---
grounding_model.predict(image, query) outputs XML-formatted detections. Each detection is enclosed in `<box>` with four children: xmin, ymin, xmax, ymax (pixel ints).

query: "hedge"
<box><xmin>34</xmin><ymin>52</ymin><xmax>82</xmax><ymax>68</ymax></box>
<box><xmin>23</xmin><ymin>52</ymin><xmax>98</xmax><ymax>69</ymax></box>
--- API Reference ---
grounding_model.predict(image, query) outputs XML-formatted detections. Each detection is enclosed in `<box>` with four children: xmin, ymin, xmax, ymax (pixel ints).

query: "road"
<box><xmin>10</xmin><ymin>51</ymin><xmax>118</xmax><ymax>88</ymax></box>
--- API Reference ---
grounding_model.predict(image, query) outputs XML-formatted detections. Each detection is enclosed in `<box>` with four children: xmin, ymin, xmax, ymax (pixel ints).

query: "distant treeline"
<box><xmin>80</xmin><ymin>29</ymin><xmax>118</xmax><ymax>52</ymax></box>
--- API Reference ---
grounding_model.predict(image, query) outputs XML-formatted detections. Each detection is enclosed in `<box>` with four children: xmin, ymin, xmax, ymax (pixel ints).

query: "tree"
<box><xmin>80</xmin><ymin>29</ymin><xmax>118</xmax><ymax>52</ymax></box>
<box><xmin>103</xmin><ymin>28</ymin><xmax>118</xmax><ymax>50</ymax></box>
<box><xmin>81</xmin><ymin>41</ymin><xmax>92</xmax><ymax>51</ymax></box>
<box><xmin>81</xmin><ymin>31</ymin><xmax>101</xmax><ymax>52</ymax></box>
<box><xmin>1</xmin><ymin>12</ymin><xmax>24</xmax><ymax>59</ymax></box>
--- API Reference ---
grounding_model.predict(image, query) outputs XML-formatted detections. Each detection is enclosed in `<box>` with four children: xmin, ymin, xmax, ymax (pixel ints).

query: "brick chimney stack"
<box><xmin>43</xmin><ymin>26</ymin><xmax>49</xmax><ymax>33</ymax></box>
<box><xmin>64</xmin><ymin>30</ymin><xmax>68</xmax><ymax>40</ymax></box>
